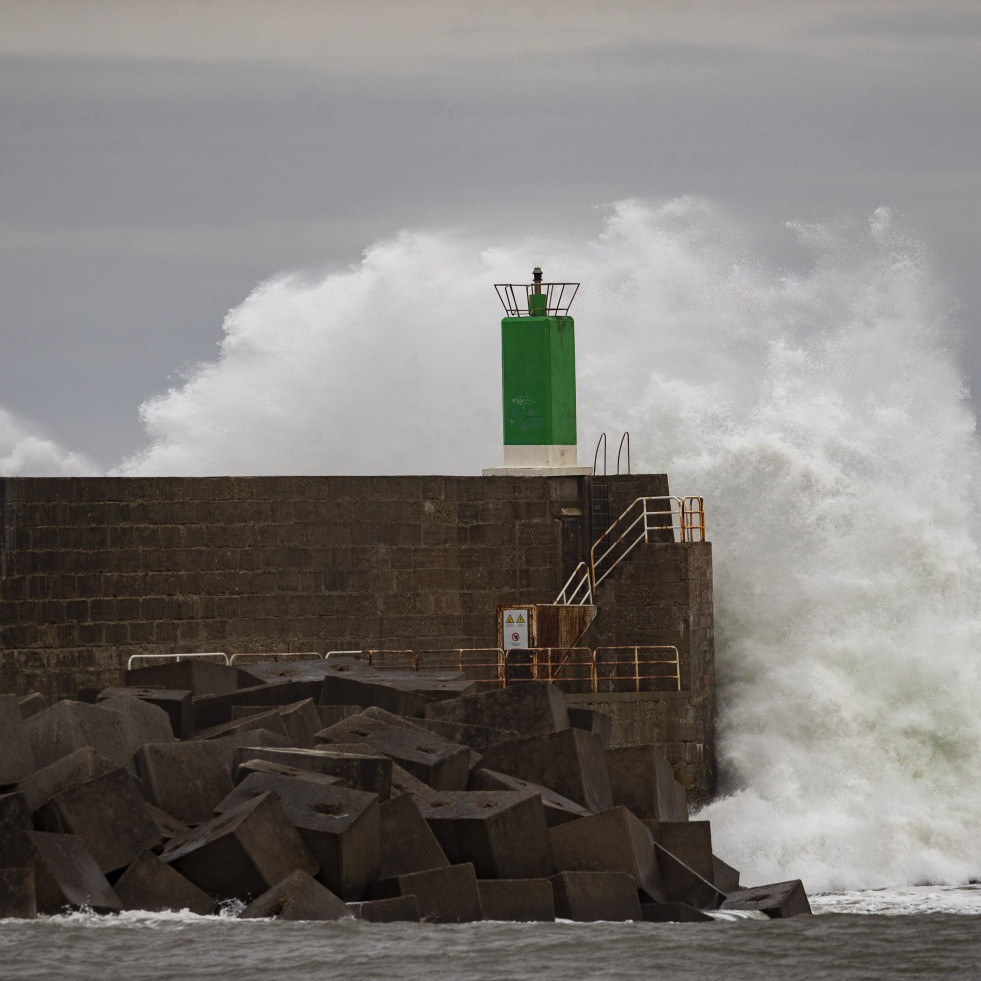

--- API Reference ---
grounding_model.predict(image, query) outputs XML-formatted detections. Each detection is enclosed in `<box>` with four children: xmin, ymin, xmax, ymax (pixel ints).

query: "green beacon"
<box><xmin>486</xmin><ymin>267</ymin><xmax>587</xmax><ymax>474</ymax></box>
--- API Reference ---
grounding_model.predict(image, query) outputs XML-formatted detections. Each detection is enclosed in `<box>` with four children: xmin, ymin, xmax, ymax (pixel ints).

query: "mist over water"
<box><xmin>8</xmin><ymin>198</ymin><xmax>981</xmax><ymax>894</ymax></box>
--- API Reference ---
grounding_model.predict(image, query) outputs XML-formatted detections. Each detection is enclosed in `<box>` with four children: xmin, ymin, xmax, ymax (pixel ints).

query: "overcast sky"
<box><xmin>3</xmin><ymin>0</ymin><xmax>981</xmax><ymax>472</ymax></box>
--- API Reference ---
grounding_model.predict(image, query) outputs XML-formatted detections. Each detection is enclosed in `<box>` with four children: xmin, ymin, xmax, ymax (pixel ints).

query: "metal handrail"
<box><xmin>617</xmin><ymin>432</ymin><xmax>630</xmax><ymax>474</ymax></box>
<box><xmin>594</xmin><ymin>646</ymin><xmax>681</xmax><ymax>692</ymax></box>
<box><xmin>126</xmin><ymin>651</ymin><xmax>229</xmax><ymax>671</ymax></box>
<box><xmin>593</xmin><ymin>433</ymin><xmax>607</xmax><ymax>476</ymax></box>
<box><xmin>416</xmin><ymin>648</ymin><xmax>505</xmax><ymax>689</ymax></box>
<box><xmin>494</xmin><ymin>281</ymin><xmax>579</xmax><ymax>317</ymax></box>
<box><xmin>228</xmin><ymin>652</ymin><xmax>323</xmax><ymax>665</ymax></box>
<box><xmin>554</xmin><ymin>561</ymin><xmax>593</xmax><ymax>606</ymax></box>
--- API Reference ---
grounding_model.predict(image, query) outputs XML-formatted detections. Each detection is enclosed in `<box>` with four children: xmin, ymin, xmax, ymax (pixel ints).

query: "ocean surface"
<box><xmin>2</xmin><ymin>888</ymin><xmax>981</xmax><ymax>981</ymax></box>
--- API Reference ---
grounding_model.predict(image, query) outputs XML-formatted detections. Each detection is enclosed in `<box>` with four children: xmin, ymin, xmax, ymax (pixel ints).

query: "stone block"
<box><xmin>124</xmin><ymin>660</ymin><xmax>249</xmax><ymax>697</ymax></box>
<box><xmin>240</xmin><ymin>869</ymin><xmax>348</xmax><ymax>921</ymax></box>
<box><xmin>190</xmin><ymin>709</ymin><xmax>289</xmax><ymax>742</ymax></box>
<box><xmin>192</xmin><ymin>680</ymin><xmax>323</xmax><ymax>732</ymax></box>
<box><xmin>235</xmin><ymin>758</ymin><xmax>343</xmax><ymax>789</ymax></box>
<box><xmin>366</xmin><ymin>862</ymin><xmax>483</xmax><ymax>923</ymax></box>
<box><xmin>318</xmin><ymin>708</ymin><xmax>470</xmax><ymax>791</ymax></box>
<box><xmin>423</xmin><ymin>682</ymin><xmax>569</xmax><ymax>736</ymax></box>
<box><xmin>659</xmin><ymin>821</ymin><xmax>714</xmax><ymax>883</ymax></box>
<box><xmin>720</xmin><ymin>880</ymin><xmax>812</xmax><ymax>918</ymax></box>
<box><xmin>0</xmin><ymin>867</ymin><xmax>36</xmax><ymax>918</ymax></box>
<box><xmin>379</xmin><ymin>793</ymin><xmax>449</xmax><ymax>879</ymax></box>
<box><xmin>654</xmin><ymin>842</ymin><xmax>726</xmax><ymax>909</ymax></box>
<box><xmin>467</xmin><ymin>768</ymin><xmax>591</xmax><ymax>827</ymax></box>
<box><xmin>114</xmin><ymin>849</ymin><xmax>215</xmax><ymax>914</ymax></box>
<box><xmin>640</xmin><ymin>901</ymin><xmax>713</xmax><ymax>923</ymax></box>
<box><xmin>216</xmin><ymin>772</ymin><xmax>380</xmax><ymax>900</ymax></box>
<box><xmin>408</xmin><ymin>717</ymin><xmax>519</xmax><ymax>751</ymax></box>
<box><xmin>478</xmin><ymin>879</ymin><xmax>555</xmax><ymax>921</ymax></box>
<box><xmin>236</xmin><ymin>660</ymin><xmax>339</xmax><ymax>686</ymax></box>
<box><xmin>713</xmin><ymin>854</ymin><xmax>740</xmax><ymax>894</ymax></box>
<box><xmin>317</xmin><ymin>705</ymin><xmax>362</xmax><ymax>728</ymax></box>
<box><xmin>320</xmin><ymin>673</ymin><xmax>433</xmax><ymax>719</ymax></box>
<box><xmin>549</xmin><ymin>871</ymin><xmax>641</xmax><ymax>922</ymax></box>
<box><xmin>98</xmin><ymin>687</ymin><xmax>192</xmax><ymax>739</ymax></box>
<box><xmin>274</xmin><ymin>699</ymin><xmax>323</xmax><ymax>748</ymax></box>
<box><xmin>478</xmin><ymin>729</ymin><xmax>613</xmax><ymax>813</ymax></box>
<box><xmin>34</xmin><ymin>767</ymin><xmax>161</xmax><ymax>874</ymax></box>
<box><xmin>348</xmin><ymin>895</ymin><xmax>420</xmax><ymax>922</ymax></box>
<box><xmin>0</xmin><ymin>792</ymin><xmax>33</xmax><ymax>871</ymax></box>
<box><xmin>567</xmin><ymin>707</ymin><xmax>612</xmax><ymax>750</ymax></box>
<box><xmin>17</xmin><ymin>693</ymin><xmax>48</xmax><ymax>720</ymax></box>
<box><xmin>549</xmin><ymin>807</ymin><xmax>664</xmax><ymax>901</ymax></box>
<box><xmin>96</xmin><ymin>695</ymin><xmax>177</xmax><ymax>759</ymax></box>
<box><xmin>389</xmin><ymin>762</ymin><xmax>436</xmax><ymax>797</ymax></box>
<box><xmin>27</xmin><ymin>700</ymin><xmax>130</xmax><ymax>772</ymax></box>
<box><xmin>605</xmin><ymin>745</ymin><xmax>688</xmax><ymax>823</ymax></box>
<box><xmin>25</xmin><ymin>830</ymin><xmax>121</xmax><ymax>914</ymax></box>
<box><xmin>417</xmin><ymin>790</ymin><xmax>554</xmax><ymax>879</ymax></box>
<box><xmin>136</xmin><ymin>741</ymin><xmax>234</xmax><ymax>824</ymax></box>
<box><xmin>145</xmin><ymin>803</ymin><xmax>191</xmax><ymax>846</ymax></box>
<box><xmin>233</xmin><ymin>747</ymin><xmax>392</xmax><ymax>800</ymax></box>
<box><xmin>163</xmin><ymin>793</ymin><xmax>319</xmax><ymax>901</ymax></box>
<box><xmin>16</xmin><ymin>747</ymin><xmax>118</xmax><ymax>813</ymax></box>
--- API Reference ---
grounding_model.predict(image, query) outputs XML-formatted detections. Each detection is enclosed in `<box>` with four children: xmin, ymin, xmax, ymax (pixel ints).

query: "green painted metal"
<box><xmin>501</xmin><ymin>314</ymin><xmax>577</xmax><ymax>446</ymax></box>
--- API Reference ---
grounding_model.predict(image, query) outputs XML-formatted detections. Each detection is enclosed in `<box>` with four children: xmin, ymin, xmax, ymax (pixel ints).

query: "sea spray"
<box><xmin>59</xmin><ymin>199</ymin><xmax>981</xmax><ymax>890</ymax></box>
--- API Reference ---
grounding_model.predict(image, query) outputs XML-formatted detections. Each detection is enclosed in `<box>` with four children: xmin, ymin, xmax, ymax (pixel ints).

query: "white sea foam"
<box><xmin>13</xmin><ymin>197</ymin><xmax>981</xmax><ymax>894</ymax></box>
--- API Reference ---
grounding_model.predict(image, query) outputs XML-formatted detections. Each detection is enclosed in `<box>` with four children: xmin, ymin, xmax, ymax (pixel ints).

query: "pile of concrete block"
<box><xmin>0</xmin><ymin>663</ymin><xmax>811</xmax><ymax>922</ymax></box>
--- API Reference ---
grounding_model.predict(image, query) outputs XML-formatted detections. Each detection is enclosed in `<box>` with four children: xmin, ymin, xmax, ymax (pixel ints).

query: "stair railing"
<box><xmin>554</xmin><ymin>560</ymin><xmax>593</xmax><ymax>605</ymax></box>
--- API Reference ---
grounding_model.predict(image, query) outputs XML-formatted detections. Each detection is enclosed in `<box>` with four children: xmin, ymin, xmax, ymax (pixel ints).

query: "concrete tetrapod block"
<box><xmin>605</xmin><ymin>745</ymin><xmax>688</xmax><ymax>823</ymax></box>
<box><xmin>34</xmin><ymin>767</ymin><xmax>162</xmax><ymax>874</ymax></box>
<box><xmin>640</xmin><ymin>901</ymin><xmax>713</xmax><ymax>923</ymax></box>
<box><xmin>124</xmin><ymin>660</ymin><xmax>252</xmax><ymax>697</ymax></box>
<box><xmin>389</xmin><ymin>762</ymin><xmax>437</xmax><ymax>798</ymax></box>
<box><xmin>18</xmin><ymin>693</ymin><xmax>48</xmax><ymax>720</ymax></box>
<box><xmin>658</xmin><ymin>821</ymin><xmax>715</xmax><ymax>883</ymax></box>
<box><xmin>145</xmin><ymin>804</ymin><xmax>191</xmax><ymax>847</ymax></box>
<box><xmin>407</xmin><ymin>717</ymin><xmax>520</xmax><ymax>751</ymax></box>
<box><xmin>229</xmin><ymin>699</ymin><xmax>323</xmax><ymax>748</ymax></box>
<box><xmin>478</xmin><ymin>879</ymin><xmax>555</xmax><ymax>922</ymax></box>
<box><xmin>114</xmin><ymin>850</ymin><xmax>216</xmax><ymax>914</ymax></box>
<box><xmin>24</xmin><ymin>830</ymin><xmax>121</xmax><ymax>914</ymax></box>
<box><xmin>215</xmin><ymin>772</ymin><xmax>380</xmax><ymax>900</ymax></box>
<box><xmin>317</xmin><ymin>705</ymin><xmax>362</xmax><ymax>728</ymax></box>
<box><xmin>96</xmin><ymin>695</ymin><xmax>178</xmax><ymax>762</ymax></box>
<box><xmin>423</xmin><ymin>681</ymin><xmax>569</xmax><ymax>736</ymax></box>
<box><xmin>478</xmin><ymin>729</ymin><xmax>613</xmax><ymax>813</ymax></box>
<box><xmin>549</xmin><ymin>871</ymin><xmax>641</xmax><ymax>922</ymax></box>
<box><xmin>417</xmin><ymin>790</ymin><xmax>555</xmax><ymax>879</ymax></box>
<box><xmin>240</xmin><ymin>869</ymin><xmax>349</xmax><ymax>921</ymax></box>
<box><xmin>567</xmin><ymin>707</ymin><xmax>613</xmax><ymax>750</ymax></box>
<box><xmin>27</xmin><ymin>700</ymin><xmax>130</xmax><ymax>771</ymax></box>
<box><xmin>136</xmin><ymin>741</ymin><xmax>235</xmax><ymax>824</ymax></box>
<box><xmin>379</xmin><ymin>793</ymin><xmax>449</xmax><ymax>879</ymax></box>
<box><xmin>98</xmin><ymin>687</ymin><xmax>193</xmax><ymax>740</ymax></box>
<box><xmin>0</xmin><ymin>792</ymin><xmax>34</xmax><ymax>872</ymax></box>
<box><xmin>16</xmin><ymin>746</ymin><xmax>118</xmax><ymax>814</ymax></box>
<box><xmin>320</xmin><ymin>673</ymin><xmax>434</xmax><ymax>719</ymax></box>
<box><xmin>189</xmin><ymin>709</ymin><xmax>290</xmax><ymax>742</ymax></box>
<box><xmin>348</xmin><ymin>895</ymin><xmax>421</xmax><ymax>922</ymax></box>
<box><xmin>318</xmin><ymin>708</ymin><xmax>470</xmax><ymax>791</ymax></box>
<box><xmin>162</xmin><ymin>792</ymin><xmax>318</xmax><ymax>902</ymax></box>
<box><xmin>0</xmin><ymin>694</ymin><xmax>36</xmax><ymax>785</ymax></box>
<box><xmin>0</xmin><ymin>867</ymin><xmax>36</xmax><ymax>918</ymax></box>
<box><xmin>548</xmin><ymin>806</ymin><xmax>664</xmax><ymax>901</ymax></box>
<box><xmin>232</xmin><ymin>747</ymin><xmax>392</xmax><ymax>800</ymax></box>
<box><xmin>653</xmin><ymin>842</ymin><xmax>726</xmax><ymax>910</ymax></box>
<box><xmin>191</xmin><ymin>680</ymin><xmax>323</xmax><ymax>732</ymax></box>
<box><xmin>720</xmin><ymin>880</ymin><xmax>812</xmax><ymax>918</ymax></box>
<box><xmin>468</xmin><ymin>769</ymin><xmax>591</xmax><ymax>827</ymax></box>
<box><xmin>365</xmin><ymin>862</ymin><xmax>483</xmax><ymax>923</ymax></box>
<box><xmin>713</xmin><ymin>855</ymin><xmax>741</xmax><ymax>894</ymax></box>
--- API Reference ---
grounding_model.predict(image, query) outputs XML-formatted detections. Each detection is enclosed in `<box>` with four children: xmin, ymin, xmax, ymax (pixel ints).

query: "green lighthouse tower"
<box><xmin>484</xmin><ymin>267</ymin><xmax>591</xmax><ymax>475</ymax></box>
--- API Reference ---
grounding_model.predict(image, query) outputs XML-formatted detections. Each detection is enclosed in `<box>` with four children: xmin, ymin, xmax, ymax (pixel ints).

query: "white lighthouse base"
<box><xmin>482</xmin><ymin>444</ymin><xmax>593</xmax><ymax>477</ymax></box>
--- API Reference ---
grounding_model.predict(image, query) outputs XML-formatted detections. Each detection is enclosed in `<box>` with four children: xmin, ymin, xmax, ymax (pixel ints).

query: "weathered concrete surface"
<box><xmin>0</xmin><ymin>693</ymin><xmax>35</xmax><ymax>785</ymax></box>
<box><xmin>348</xmin><ymin>895</ymin><xmax>420</xmax><ymax>922</ymax></box>
<box><xmin>653</xmin><ymin>842</ymin><xmax>725</xmax><ymax>909</ymax></box>
<box><xmin>25</xmin><ymin>830</ymin><xmax>121</xmax><ymax>914</ymax></box>
<box><xmin>467</xmin><ymin>768</ymin><xmax>591</xmax><ymax>827</ymax></box>
<box><xmin>27</xmin><ymin>700</ymin><xmax>130</xmax><ymax>771</ymax></box>
<box><xmin>605</xmin><ymin>744</ymin><xmax>688</xmax><ymax>823</ymax></box>
<box><xmin>240</xmin><ymin>869</ymin><xmax>348</xmax><ymax>921</ymax></box>
<box><xmin>162</xmin><ymin>793</ymin><xmax>318</xmax><ymax>901</ymax></box>
<box><xmin>658</xmin><ymin>820</ymin><xmax>714</xmax><ymax>882</ymax></box>
<box><xmin>478</xmin><ymin>728</ymin><xmax>613</xmax><ymax>813</ymax></box>
<box><xmin>0</xmin><ymin>867</ymin><xmax>36</xmax><ymax>918</ymax></box>
<box><xmin>16</xmin><ymin>747</ymin><xmax>117</xmax><ymax>814</ymax></box>
<box><xmin>423</xmin><ymin>682</ymin><xmax>569</xmax><ymax>736</ymax></box>
<box><xmin>549</xmin><ymin>871</ymin><xmax>641</xmax><ymax>922</ymax></box>
<box><xmin>379</xmin><ymin>793</ymin><xmax>449</xmax><ymax>879</ymax></box>
<box><xmin>136</xmin><ymin>741</ymin><xmax>235</xmax><ymax>824</ymax></box>
<box><xmin>416</xmin><ymin>789</ymin><xmax>554</xmax><ymax>879</ymax></box>
<box><xmin>114</xmin><ymin>849</ymin><xmax>216</xmax><ymax>915</ymax></box>
<box><xmin>232</xmin><ymin>746</ymin><xmax>392</xmax><ymax>799</ymax></box>
<box><xmin>478</xmin><ymin>879</ymin><xmax>555</xmax><ymax>922</ymax></box>
<box><xmin>98</xmin><ymin>687</ymin><xmax>193</xmax><ymax>740</ymax></box>
<box><xmin>366</xmin><ymin>862</ymin><xmax>483</xmax><ymax>923</ymax></box>
<box><xmin>721</xmin><ymin>880</ymin><xmax>812</xmax><ymax>918</ymax></box>
<box><xmin>567</xmin><ymin>707</ymin><xmax>612</xmax><ymax>750</ymax></box>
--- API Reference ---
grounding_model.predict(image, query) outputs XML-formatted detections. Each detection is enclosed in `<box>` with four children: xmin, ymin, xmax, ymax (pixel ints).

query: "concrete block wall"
<box><xmin>1</xmin><ymin>472</ymin><xmax>716</xmax><ymax>798</ymax></box>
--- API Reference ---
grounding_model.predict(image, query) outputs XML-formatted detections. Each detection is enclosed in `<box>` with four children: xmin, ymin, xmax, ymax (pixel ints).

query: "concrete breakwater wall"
<box><xmin>0</xmin><ymin>474</ymin><xmax>714</xmax><ymax>796</ymax></box>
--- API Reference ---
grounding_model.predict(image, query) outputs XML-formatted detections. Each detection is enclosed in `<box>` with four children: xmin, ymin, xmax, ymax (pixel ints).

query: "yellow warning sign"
<box><xmin>516</xmin><ymin>614</ymin><xmax>525</xmax><ymax>623</ymax></box>
<box><xmin>506</xmin><ymin>614</ymin><xmax>514</xmax><ymax>623</ymax></box>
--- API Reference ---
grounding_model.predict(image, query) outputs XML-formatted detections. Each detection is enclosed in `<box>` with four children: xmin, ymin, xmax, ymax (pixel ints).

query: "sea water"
<box><xmin>3</xmin><ymin>198</ymin><xmax>980</xmax><ymax>970</ymax></box>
